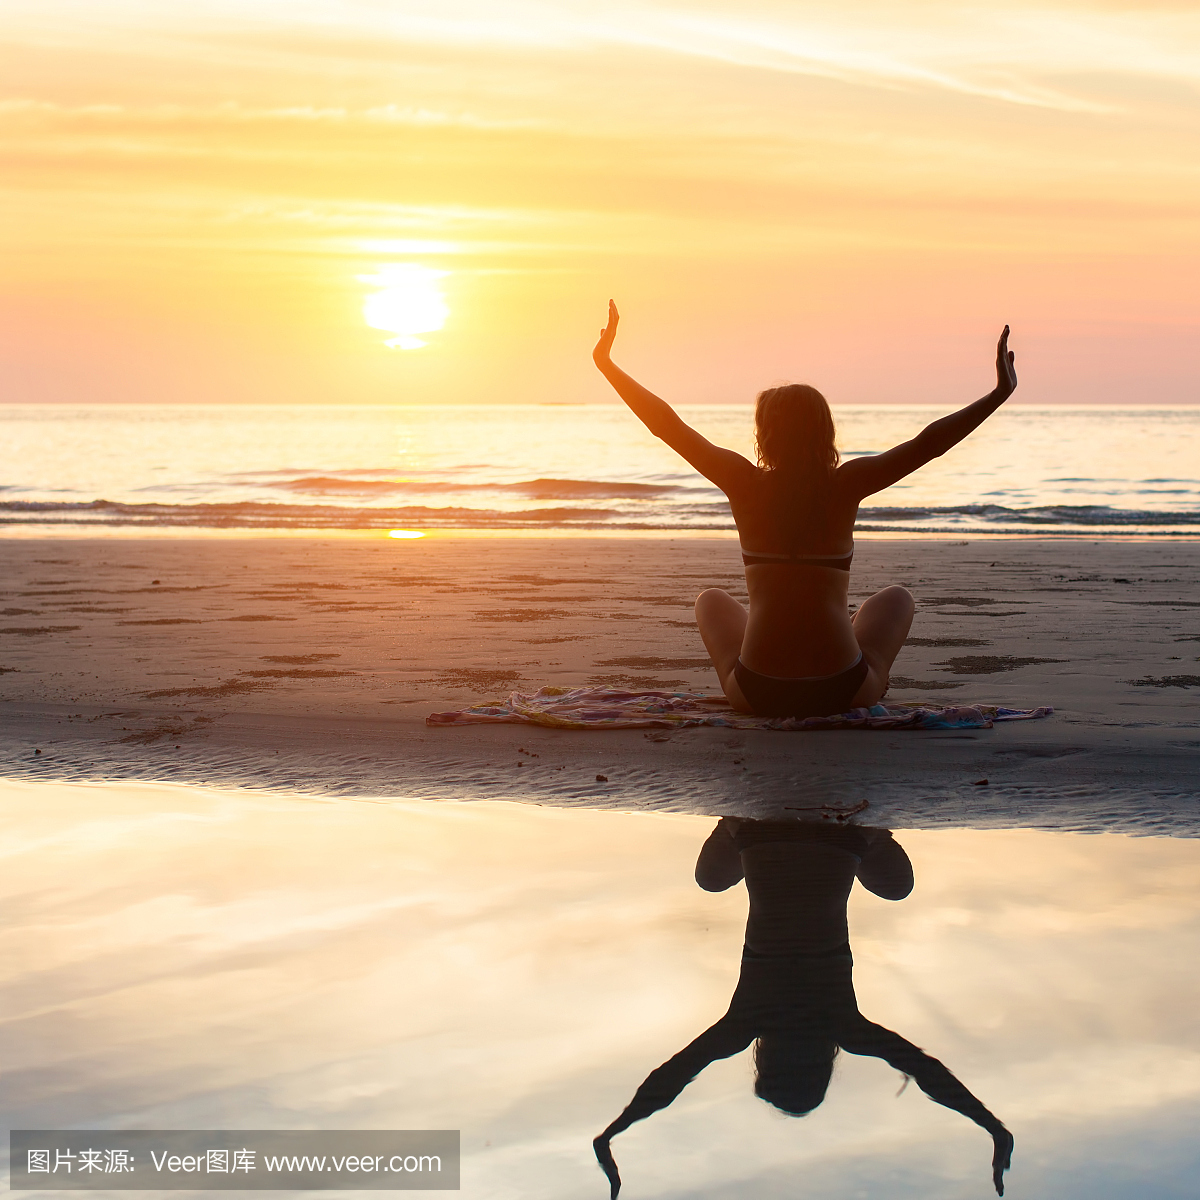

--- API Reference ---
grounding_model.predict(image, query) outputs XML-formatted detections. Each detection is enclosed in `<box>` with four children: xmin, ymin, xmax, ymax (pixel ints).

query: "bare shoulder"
<box><xmin>834</xmin><ymin>445</ymin><xmax>921</xmax><ymax>503</ymax></box>
<box><xmin>708</xmin><ymin>447</ymin><xmax>763</xmax><ymax>498</ymax></box>
<box><xmin>828</xmin><ymin>458</ymin><xmax>874</xmax><ymax>507</ymax></box>
<box><xmin>660</xmin><ymin>416</ymin><xmax>759</xmax><ymax>495</ymax></box>
<box><xmin>834</xmin><ymin>455</ymin><xmax>876</xmax><ymax>489</ymax></box>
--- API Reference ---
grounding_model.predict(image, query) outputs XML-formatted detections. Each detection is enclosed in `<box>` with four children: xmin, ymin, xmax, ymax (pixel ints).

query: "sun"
<box><xmin>359</xmin><ymin>264</ymin><xmax>449</xmax><ymax>350</ymax></box>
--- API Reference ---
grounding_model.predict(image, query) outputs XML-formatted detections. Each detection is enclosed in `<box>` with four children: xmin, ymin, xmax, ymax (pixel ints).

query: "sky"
<box><xmin>2</xmin><ymin>0</ymin><xmax>1199</xmax><ymax>405</ymax></box>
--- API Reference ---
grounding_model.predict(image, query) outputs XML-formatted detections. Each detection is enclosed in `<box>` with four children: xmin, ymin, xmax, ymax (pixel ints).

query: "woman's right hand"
<box><xmin>994</xmin><ymin>326</ymin><xmax>1017</xmax><ymax>400</ymax></box>
<box><xmin>991</xmin><ymin>1127</ymin><xmax>1014</xmax><ymax>1195</ymax></box>
<box><xmin>593</xmin><ymin>299</ymin><xmax>619</xmax><ymax>368</ymax></box>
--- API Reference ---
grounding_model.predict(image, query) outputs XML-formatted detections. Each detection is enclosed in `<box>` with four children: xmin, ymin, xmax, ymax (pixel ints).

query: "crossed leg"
<box><xmin>849</xmin><ymin>584</ymin><xmax>915</xmax><ymax>706</ymax></box>
<box><xmin>694</xmin><ymin>584</ymin><xmax>914</xmax><ymax>712</ymax></box>
<box><xmin>694</xmin><ymin>588</ymin><xmax>752</xmax><ymax>710</ymax></box>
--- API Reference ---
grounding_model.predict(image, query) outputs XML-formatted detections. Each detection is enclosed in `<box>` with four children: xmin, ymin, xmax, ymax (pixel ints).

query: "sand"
<box><xmin>1</xmin><ymin>534</ymin><xmax>1197</xmax><ymax>832</ymax></box>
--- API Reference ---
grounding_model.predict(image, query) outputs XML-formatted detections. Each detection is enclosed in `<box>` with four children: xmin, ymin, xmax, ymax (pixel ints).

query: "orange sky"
<box><xmin>2</xmin><ymin>0</ymin><xmax>1198</xmax><ymax>405</ymax></box>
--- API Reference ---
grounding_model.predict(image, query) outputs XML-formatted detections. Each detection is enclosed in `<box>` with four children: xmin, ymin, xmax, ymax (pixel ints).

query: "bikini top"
<box><xmin>740</xmin><ymin>541</ymin><xmax>854</xmax><ymax>571</ymax></box>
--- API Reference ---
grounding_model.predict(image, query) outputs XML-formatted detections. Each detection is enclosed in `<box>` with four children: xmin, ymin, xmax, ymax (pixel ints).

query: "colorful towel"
<box><xmin>426</xmin><ymin>686</ymin><xmax>1053</xmax><ymax>732</ymax></box>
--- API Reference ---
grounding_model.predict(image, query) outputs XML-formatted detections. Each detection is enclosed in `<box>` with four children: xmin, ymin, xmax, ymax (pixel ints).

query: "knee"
<box><xmin>881</xmin><ymin>585</ymin><xmax>915</xmax><ymax>614</ymax></box>
<box><xmin>695</xmin><ymin>588</ymin><xmax>732</xmax><ymax>615</ymax></box>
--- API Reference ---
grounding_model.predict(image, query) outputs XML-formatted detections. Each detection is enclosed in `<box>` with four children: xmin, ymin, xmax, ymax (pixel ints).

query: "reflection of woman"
<box><xmin>592</xmin><ymin>303</ymin><xmax>1017</xmax><ymax>718</ymax></box>
<box><xmin>594</xmin><ymin>817</ymin><xmax>1013</xmax><ymax>1197</ymax></box>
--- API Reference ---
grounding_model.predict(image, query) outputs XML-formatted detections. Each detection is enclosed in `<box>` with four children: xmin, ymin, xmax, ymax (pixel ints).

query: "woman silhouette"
<box><xmin>592</xmin><ymin>304</ymin><xmax>1017</xmax><ymax>717</ymax></box>
<box><xmin>593</xmin><ymin>817</ymin><xmax>1013</xmax><ymax>1196</ymax></box>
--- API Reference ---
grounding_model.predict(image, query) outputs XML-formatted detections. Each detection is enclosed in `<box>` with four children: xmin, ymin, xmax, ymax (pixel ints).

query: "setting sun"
<box><xmin>360</xmin><ymin>264</ymin><xmax>449</xmax><ymax>351</ymax></box>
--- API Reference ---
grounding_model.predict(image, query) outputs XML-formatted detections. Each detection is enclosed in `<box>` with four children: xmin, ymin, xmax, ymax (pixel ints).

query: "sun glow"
<box><xmin>360</xmin><ymin>264</ymin><xmax>449</xmax><ymax>350</ymax></box>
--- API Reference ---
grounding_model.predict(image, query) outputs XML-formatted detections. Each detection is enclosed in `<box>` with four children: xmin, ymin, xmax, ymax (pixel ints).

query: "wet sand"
<box><xmin>1</xmin><ymin>535</ymin><xmax>1197</xmax><ymax>831</ymax></box>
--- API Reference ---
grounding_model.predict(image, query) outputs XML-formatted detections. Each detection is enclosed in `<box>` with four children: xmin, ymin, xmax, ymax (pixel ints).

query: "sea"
<box><xmin>1</xmin><ymin>403</ymin><xmax>1197</xmax><ymax>536</ymax></box>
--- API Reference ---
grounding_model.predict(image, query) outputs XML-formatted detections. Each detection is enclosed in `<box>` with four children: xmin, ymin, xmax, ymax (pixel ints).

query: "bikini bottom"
<box><xmin>734</xmin><ymin>653</ymin><xmax>868</xmax><ymax>719</ymax></box>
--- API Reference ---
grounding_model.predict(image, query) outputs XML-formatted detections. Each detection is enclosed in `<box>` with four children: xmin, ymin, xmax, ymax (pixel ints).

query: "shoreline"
<box><xmin>1</xmin><ymin>534</ymin><xmax>1197</xmax><ymax>833</ymax></box>
<box><xmin>1</xmin><ymin>525</ymin><xmax>1198</xmax><ymax>542</ymax></box>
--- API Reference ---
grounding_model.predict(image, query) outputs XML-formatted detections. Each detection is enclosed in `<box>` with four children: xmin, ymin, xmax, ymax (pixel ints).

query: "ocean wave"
<box><xmin>261</xmin><ymin>476</ymin><xmax>689</xmax><ymax>499</ymax></box>
<box><xmin>0</xmin><ymin>499</ymin><xmax>625</xmax><ymax>528</ymax></box>
<box><xmin>1</xmin><ymin>497</ymin><xmax>1199</xmax><ymax>534</ymax></box>
<box><xmin>861</xmin><ymin>504</ymin><xmax>1200</xmax><ymax>527</ymax></box>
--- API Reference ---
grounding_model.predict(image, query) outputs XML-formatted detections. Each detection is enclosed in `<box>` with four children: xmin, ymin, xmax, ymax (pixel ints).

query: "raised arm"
<box><xmin>593</xmin><ymin>1016</ymin><xmax>752</xmax><ymax>1198</ymax></box>
<box><xmin>841</xmin><ymin>1018</ymin><xmax>1013</xmax><ymax>1195</ymax></box>
<box><xmin>593</xmin><ymin>301</ymin><xmax>755</xmax><ymax>494</ymax></box>
<box><xmin>840</xmin><ymin>327</ymin><xmax>1018</xmax><ymax>501</ymax></box>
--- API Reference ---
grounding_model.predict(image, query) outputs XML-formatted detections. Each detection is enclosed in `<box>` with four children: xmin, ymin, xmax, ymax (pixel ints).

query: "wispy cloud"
<box><xmin>223</xmin><ymin>0</ymin><xmax>1200</xmax><ymax>113</ymax></box>
<box><xmin>579</xmin><ymin>9</ymin><xmax>1119</xmax><ymax>113</ymax></box>
<box><xmin>0</xmin><ymin>98</ymin><xmax>546</xmax><ymax>130</ymax></box>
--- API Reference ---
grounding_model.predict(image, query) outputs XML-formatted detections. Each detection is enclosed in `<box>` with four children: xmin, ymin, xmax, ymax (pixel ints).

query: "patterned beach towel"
<box><xmin>427</xmin><ymin>686</ymin><xmax>1053</xmax><ymax>732</ymax></box>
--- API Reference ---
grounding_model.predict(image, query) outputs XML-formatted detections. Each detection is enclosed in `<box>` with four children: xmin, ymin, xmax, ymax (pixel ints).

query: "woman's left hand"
<box><xmin>991</xmin><ymin>1127</ymin><xmax>1014</xmax><ymax>1195</ymax></box>
<box><xmin>593</xmin><ymin>300</ymin><xmax>619</xmax><ymax>368</ymax></box>
<box><xmin>593</xmin><ymin>1134</ymin><xmax>622</xmax><ymax>1198</ymax></box>
<box><xmin>994</xmin><ymin>326</ymin><xmax>1017</xmax><ymax>399</ymax></box>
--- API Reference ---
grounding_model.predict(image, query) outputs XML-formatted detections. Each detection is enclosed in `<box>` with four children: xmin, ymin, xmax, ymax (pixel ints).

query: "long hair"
<box><xmin>754</xmin><ymin>384</ymin><xmax>839</xmax><ymax>489</ymax></box>
<box><xmin>753</xmin><ymin>1037</ymin><xmax>839</xmax><ymax>1117</ymax></box>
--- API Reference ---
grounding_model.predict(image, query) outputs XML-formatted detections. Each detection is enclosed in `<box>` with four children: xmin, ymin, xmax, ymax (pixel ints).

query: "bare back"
<box><xmin>726</xmin><ymin>467</ymin><xmax>863</xmax><ymax>676</ymax></box>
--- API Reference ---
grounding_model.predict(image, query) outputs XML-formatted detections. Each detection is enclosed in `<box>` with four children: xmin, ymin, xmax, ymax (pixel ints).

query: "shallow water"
<box><xmin>1</xmin><ymin>404</ymin><xmax>1198</xmax><ymax>536</ymax></box>
<box><xmin>4</xmin><ymin>779</ymin><xmax>1200</xmax><ymax>1198</ymax></box>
